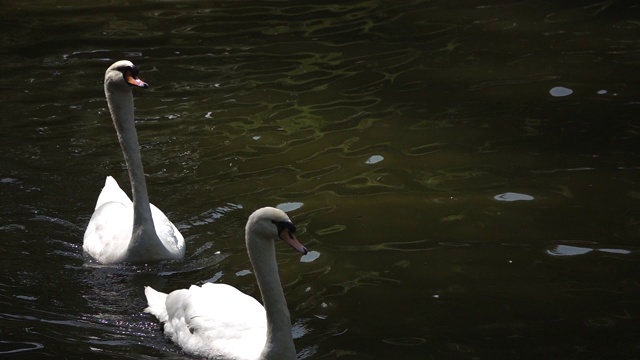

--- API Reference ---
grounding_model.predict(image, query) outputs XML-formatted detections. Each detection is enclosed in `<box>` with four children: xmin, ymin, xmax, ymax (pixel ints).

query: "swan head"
<box><xmin>104</xmin><ymin>60</ymin><xmax>149</xmax><ymax>92</ymax></box>
<box><xmin>247</xmin><ymin>207</ymin><xmax>308</xmax><ymax>255</ymax></box>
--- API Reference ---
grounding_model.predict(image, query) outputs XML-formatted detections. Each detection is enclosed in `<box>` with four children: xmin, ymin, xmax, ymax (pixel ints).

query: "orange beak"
<box><xmin>125</xmin><ymin>70</ymin><xmax>149</xmax><ymax>88</ymax></box>
<box><xmin>279</xmin><ymin>228</ymin><xmax>308</xmax><ymax>255</ymax></box>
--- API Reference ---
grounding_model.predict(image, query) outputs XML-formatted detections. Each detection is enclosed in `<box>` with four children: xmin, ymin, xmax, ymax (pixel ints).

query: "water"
<box><xmin>1</xmin><ymin>0</ymin><xmax>640</xmax><ymax>358</ymax></box>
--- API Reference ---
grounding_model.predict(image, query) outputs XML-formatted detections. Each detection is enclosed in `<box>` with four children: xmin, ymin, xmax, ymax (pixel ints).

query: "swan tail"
<box><xmin>144</xmin><ymin>286</ymin><xmax>169</xmax><ymax>323</ymax></box>
<box><xmin>94</xmin><ymin>176</ymin><xmax>131</xmax><ymax>210</ymax></box>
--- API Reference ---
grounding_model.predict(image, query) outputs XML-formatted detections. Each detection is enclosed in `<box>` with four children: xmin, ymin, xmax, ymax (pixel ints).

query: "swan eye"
<box><xmin>116</xmin><ymin>64</ymin><xmax>138</xmax><ymax>74</ymax></box>
<box><xmin>271</xmin><ymin>220</ymin><xmax>296</xmax><ymax>234</ymax></box>
<box><xmin>128</xmin><ymin>65</ymin><xmax>140</xmax><ymax>77</ymax></box>
<box><xmin>119</xmin><ymin>66</ymin><xmax>148</xmax><ymax>88</ymax></box>
<box><xmin>115</xmin><ymin>65</ymin><xmax>140</xmax><ymax>80</ymax></box>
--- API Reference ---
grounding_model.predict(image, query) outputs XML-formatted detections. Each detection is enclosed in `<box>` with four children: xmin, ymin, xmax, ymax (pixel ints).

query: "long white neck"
<box><xmin>105</xmin><ymin>87</ymin><xmax>164</xmax><ymax>260</ymax></box>
<box><xmin>246</xmin><ymin>232</ymin><xmax>296</xmax><ymax>360</ymax></box>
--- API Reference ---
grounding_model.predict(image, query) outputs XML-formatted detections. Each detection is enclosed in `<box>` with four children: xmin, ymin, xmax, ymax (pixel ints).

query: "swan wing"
<box><xmin>83</xmin><ymin>200</ymin><xmax>133</xmax><ymax>264</ymax></box>
<box><xmin>84</xmin><ymin>177</ymin><xmax>184</xmax><ymax>263</ymax></box>
<box><xmin>146</xmin><ymin>283</ymin><xmax>266</xmax><ymax>360</ymax></box>
<box><xmin>144</xmin><ymin>286</ymin><xmax>169</xmax><ymax>322</ymax></box>
<box><xmin>150</xmin><ymin>203</ymin><xmax>185</xmax><ymax>258</ymax></box>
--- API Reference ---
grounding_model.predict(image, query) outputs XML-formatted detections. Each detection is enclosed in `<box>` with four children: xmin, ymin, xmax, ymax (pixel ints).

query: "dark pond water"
<box><xmin>1</xmin><ymin>0</ymin><xmax>640</xmax><ymax>359</ymax></box>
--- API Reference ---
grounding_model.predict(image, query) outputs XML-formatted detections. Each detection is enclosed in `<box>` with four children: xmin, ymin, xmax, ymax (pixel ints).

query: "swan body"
<box><xmin>145</xmin><ymin>207</ymin><xmax>307</xmax><ymax>360</ymax></box>
<box><xmin>83</xmin><ymin>60</ymin><xmax>185</xmax><ymax>264</ymax></box>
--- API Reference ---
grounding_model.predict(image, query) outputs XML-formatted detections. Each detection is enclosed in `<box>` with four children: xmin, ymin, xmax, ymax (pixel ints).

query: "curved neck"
<box><xmin>246</xmin><ymin>233</ymin><xmax>296</xmax><ymax>360</ymax></box>
<box><xmin>105</xmin><ymin>88</ymin><xmax>159</xmax><ymax>254</ymax></box>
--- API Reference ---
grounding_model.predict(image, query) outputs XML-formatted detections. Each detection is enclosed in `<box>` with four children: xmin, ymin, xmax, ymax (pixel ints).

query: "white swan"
<box><xmin>83</xmin><ymin>60</ymin><xmax>185</xmax><ymax>264</ymax></box>
<box><xmin>144</xmin><ymin>207</ymin><xmax>307</xmax><ymax>360</ymax></box>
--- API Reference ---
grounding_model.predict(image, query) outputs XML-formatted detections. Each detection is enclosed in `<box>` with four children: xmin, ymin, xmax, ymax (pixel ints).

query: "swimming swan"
<box><xmin>83</xmin><ymin>60</ymin><xmax>185</xmax><ymax>264</ymax></box>
<box><xmin>144</xmin><ymin>207</ymin><xmax>307</xmax><ymax>360</ymax></box>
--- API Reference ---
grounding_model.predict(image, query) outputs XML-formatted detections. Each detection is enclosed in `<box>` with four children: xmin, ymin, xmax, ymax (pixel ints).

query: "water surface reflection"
<box><xmin>1</xmin><ymin>0</ymin><xmax>639</xmax><ymax>359</ymax></box>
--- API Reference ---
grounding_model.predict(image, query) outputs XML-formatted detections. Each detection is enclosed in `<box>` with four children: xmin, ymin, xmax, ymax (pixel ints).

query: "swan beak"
<box><xmin>125</xmin><ymin>71</ymin><xmax>149</xmax><ymax>88</ymax></box>
<box><xmin>280</xmin><ymin>229</ymin><xmax>308</xmax><ymax>255</ymax></box>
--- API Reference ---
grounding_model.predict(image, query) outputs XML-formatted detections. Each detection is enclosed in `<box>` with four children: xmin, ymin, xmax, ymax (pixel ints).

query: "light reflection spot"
<box><xmin>236</xmin><ymin>269</ymin><xmax>252</xmax><ymax>277</ymax></box>
<box><xmin>550</xmin><ymin>86</ymin><xmax>573</xmax><ymax>97</ymax></box>
<box><xmin>598</xmin><ymin>248</ymin><xmax>631</xmax><ymax>255</ymax></box>
<box><xmin>547</xmin><ymin>245</ymin><xmax>593</xmax><ymax>256</ymax></box>
<box><xmin>300</xmin><ymin>250</ymin><xmax>320</xmax><ymax>263</ymax></box>
<box><xmin>494</xmin><ymin>192</ymin><xmax>534</xmax><ymax>202</ymax></box>
<box><xmin>365</xmin><ymin>155</ymin><xmax>384</xmax><ymax>164</ymax></box>
<box><xmin>277</xmin><ymin>202</ymin><xmax>303</xmax><ymax>212</ymax></box>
